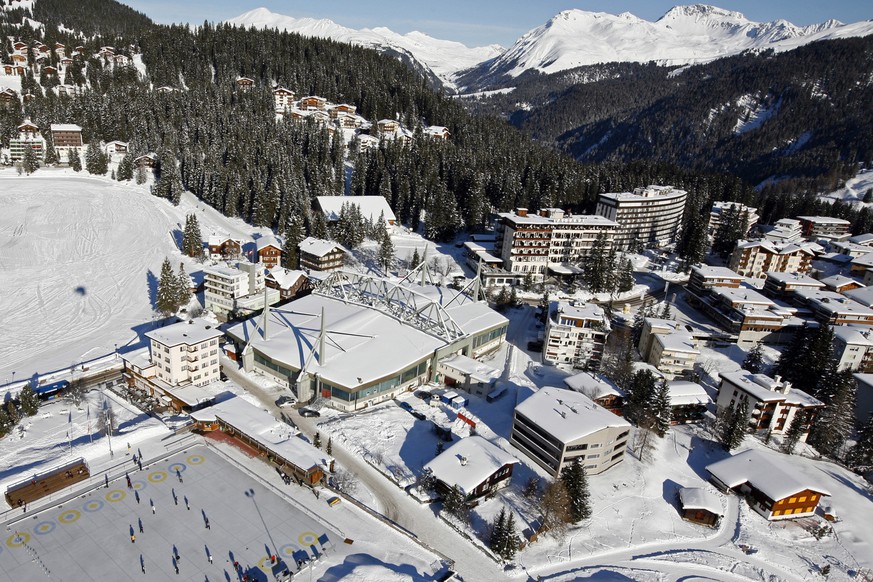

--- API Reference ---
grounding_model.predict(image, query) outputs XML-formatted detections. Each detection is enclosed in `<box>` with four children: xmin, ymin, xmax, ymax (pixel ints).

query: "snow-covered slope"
<box><xmin>226</xmin><ymin>7</ymin><xmax>502</xmax><ymax>89</ymax></box>
<box><xmin>479</xmin><ymin>4</ymin><xmax>873</xmax><ymax>78</ymax></box>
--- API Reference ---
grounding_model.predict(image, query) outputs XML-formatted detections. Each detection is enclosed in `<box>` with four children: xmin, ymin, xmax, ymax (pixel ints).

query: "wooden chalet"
<box><xmin>235</xmin><ymin>76</ymin><xmax>255</xmax><ymax>89</ymax></box>
<box><xmin>134</xmin><ymin>152</ymin><xmax>157</xmax><ymax>168</ymax></box>
<box><xmin>678</xmin><ymin>487</ymin><xmax>723</xmax><ymax>527</ymax></box>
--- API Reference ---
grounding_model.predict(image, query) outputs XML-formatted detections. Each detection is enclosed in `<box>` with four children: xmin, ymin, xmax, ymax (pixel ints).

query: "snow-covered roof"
<box><xmin>654</xmin><ymin>332</ymin><xmax>699</xmax><ymax>354</ymax></box>
<box><xmin>316</xmin><ymin>195</ymin><xmax>396</xmax><ymax>224</ymax></box>
<box><xmin>553</xmin><ymin>300</ymin><xmax>605</xmax><ymax>322</ymax></box>
<box><xmin>679</xmin><ymin>487</ymin><xmax>723</xmax><ymax>515</ymax></box>
<box><xmin>666</xmin><ymin>381</ymin><xmax>711</xmax><ymax>406</ymax></box>
<box><xmin>438</xmin><ymin>353</ymin><xmax>501</xmax><ymax>384</ymax></box>
<box><xmin>563</xmin><ymin>372</ymin><xmax>624</xmax><ymax>400</ymax></box>
<box><xmin>764</xmin><ymin>271</ymin><xmax>824</xmax><ymax>286</ymax></box>
<box><xmin>710</xmin><ymin>286</ymin><xmax>775</xmax><ymax>307</ymax></box>
<box><xmin>256</xmin><ymin>235</ymin><xmax>281</xmax><ymax>251</ymax></box>
<box><xmin>497</xmin><ymin>209</ymin><xmax>617</xmax><ymax>228</ymax></box>
<box><xmin>795</xmin><ymin>289</ymin><xmax>873</xmax><ymax>316</ymax></box>
<box><xmin>691</xmin><ymin>265</ymin><xmax>744</xmax><ymax>279</ymax></box>
<box><xmin>514</xmin><ymin>386</ymin><xmax>630</xmax><ymax>445</ymax></box>
<box><xmin>144</xmin><ymin>317</ymin><xmax>223</xmax><ymax>348</ymax></box>
<box><xmin>598</xmin><ymin>185</ymin><xmax>686</xmax><ymax>202</ymax></box>
<box><xmin>706</xmin><ymin>449</ymin><xmax>830</xmax><ymax>501</ymax></box>
<box><xmin>207</xmin><ymin>234</ymin><xmax>244</xmax><ymax>246</ymax></box>
<box><xmin>49</xmin><ymin>123</ymin><xmax>82</xmax><ymax>132</ymax></box>
<box><xmin>192</xmin><ymin>396</ymin><xmax>330</xmax><ymax>473</ymax></box>
<box><xmin>797</xmin><ymin>215</ymin><xmax>851</xmax><ymax>226</ymax></box>
<box><xmin>821</xmin><ymin>274</ymin><xmax>862</xmax><ymax>290</ymax></box>
<box><xmin>844</xmin><ymin>285</ymin><xmax>873</xmax><ymax>307</ymax></box>
<box><xmin>266</xmin><ymin>267</ymin><xmax>306</xmax><ymax>290</ymax></box>
<box><xmin>644</xmin><ymin>317</ymin><xmax>681</xmax><ymax>332</ymax></box>
<box><xmin>719</xmin><ymin>371</ymin><xmax>787</xmax><ymax>401</ymax></box>
<box><xmin>834</xmin><ymin>325</ymin><xmax>873</xmax><ymax>347</ymax></box>
<box><xmin>735</xmin><ymin>239</ymin><xmax>818</xmax><ymax>255</ymax></box>
<box><xmin>852</xmin><ymin>251</ymin><xmax>873</xmax><ymax>268</ymax></box>
<box><xmin>298</xmin><ymin>237</ymin><xmax>344</xmax><ymax>258</ymax></box>
<box><xmin>849</xmin><ymin>233</ymin><xmax>873</xmax><ymax>246</ymax></box>
<box><xmin>423</xmin><ymin>436</ymin><xmax>518</xmax><ymax>496</ymax></box>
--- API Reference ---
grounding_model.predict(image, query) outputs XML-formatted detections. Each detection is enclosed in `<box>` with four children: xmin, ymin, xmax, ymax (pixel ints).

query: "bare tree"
<box><xmin>331</xmin><ymin>469</ymin><xmax>358</xmax><ymax>495</ymax></box>
<box><xmin>97</xmin><ymin>400</ymin><xmax>117</xmax><ymax>436</ymax></box>
<box><xmin>64</xmin><ymin>378</ymin><xmax>90</xmax><ymax>408</ymax></box>
<box><xmin>633</xmin><ymin>426</ymin><xmax>658</xmax><ymax>463</ymax></box>
<box><xmin>537</xmin><ymin>480</ymin><xmax>571</xmax><ymax>538</ymax></box>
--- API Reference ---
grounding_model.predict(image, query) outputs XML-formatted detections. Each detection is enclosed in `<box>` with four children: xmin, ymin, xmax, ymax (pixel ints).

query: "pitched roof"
<box><xmin>256</xmin><ymin>235</ymin><xmax>282</xmax><ymax>251</ymax></box>
<box><xmin>678</xmin><ymin>487</ymin><xmax>723</xmax><ymax>515</ymax></box>
<box><xmin>706</xmin><ymin>449</ymin><xmax>830</xmax><ymax>501</ymax></box>
<box><xmin>298</xmin><ymin>237</ymin><xmax>344</xmax><ymax>258</ymax></box>
<box><xmin>514</xmin><ymin>387</ymin><xmax>630</xmax><ymax>445</ymax></box>
<box><xmin>144</xmin><ymin>317</ymin><xmax>223</xmax><ymax>347</ymax></box>
<box><xmin>423</xmin><ymin>436</ymin><xmax>518</xmax><ymax>496</ymax></box>
<box><xmin>666</xmin><ymin>381</ymin><xmax>711</xmax><ymax>406</ymax></box>
<box><xmin>563</xmin><ymin>372</ymin><xmax>624</xmax><ymax>400</ymax></box>
<box><xmin>266</xmin><ymin>267</ymin><xmax>306</xmax><ymax>290</ymax></box>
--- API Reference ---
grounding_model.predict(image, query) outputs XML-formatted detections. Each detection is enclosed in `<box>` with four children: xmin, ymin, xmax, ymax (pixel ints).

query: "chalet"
<box><xmin>265</xmin><ymin>267</ymin><xmax>311</xmax><ymax>301</ymax></box>
<box><xmin>0</xmin><ymin>88</ymin><xmax>15</xmax><ymax>108</ymax></box>
<box><xmin>510</xmin><ymin>386</ymin><xmax>631</xmax><ymax>477</ymax></box>
<box><xmin>298</xmin><ymin>237</ymin><xmax>345</xmax><ymax>272</ymax></box>
<box><xmin>17</xmin><ymin>119</ymin><xmax>39</xmax><ymax>136</ymax></box>
<box><xmin>192</xmin><ymin>396</ymin><xmax>333</xmax><ymax>486</ymax></box>
<box><xmin>716</xmin><ymin>371</ymin><xmax>823</xmax><ymax>439</ymax></box>
<box><xmin>113</xmin><ymin>54</ymin><xmax>130</xmax><ymax>66</ymax></box>
<box><xmin>207</xmin><ymin>235</ymin><xmax>245</xmax><ymax>260</ymax></box>
<box><xmin>10</xmin><ymin>119</ymin><xmax>45</xmax><ymax>161</ymax></box>
<box><xmin>316</xmin><ymin>195</ymin><xmax>396</xmax><ymax>226</ymax></box>
<box><xmin>12</xmin><ymin>41</ymin><xmax>27</xmax><ymax>52</ymax></box>
<box><xmin>563</xmin><ymin>372</ymin><xmax>624</xmax><ymax>415</ymax></box>
<box><xmin>678</xmin><ymin>487</ymin><xmax>723</xmax><ymax>527</ymax></box>
<box><xmin>155</xmin><ymin>86</ymin><xmax>177</xmax><ymax>93</ymax></box>
<box><xmin>3</xmin><ymin>64</ymin><xmax>26</xmax><ymax>76</ymax></box>
<box><xmin>272</xmin><ymin>87</ymin><xmax>295</xmax><ymax>111</ymax></box>
<box><xmin>133</xmin><ymin>152</ymin><xmax>157</xmax><ymax>168</ymax></box>
<box><xmin>820</xmin><ymin>274</ymin><xmax>863</xmax><ymax>293</ymax></box>
<box><xmin>328</xmin><ymin>103</ymin><xmax>356</xmax><ymax>117</ymax></box>
<box><xmin>104</xmin><ymin>140</ymin><xmax>129</xmax><ymax>156</ymax></box>
<box><xmin>357</xmin><ymin>134</ymin><xmax>380</xmax><ymax>151</ymax></box>
<box><xmin>706</xmin><ymin>449</ymin><xmax>830</xmax><ymax>521</ymax></box>
<box><xmin>42</xmin><ymin>65</ymin><xmax>58</xmax><ymax>75</ymax></box>
<box><xmin>10</xmin><ymin>54</ymin><xmax>26</xmax><ymax>64</ymax></box>
<box><xmin>54</xmin><ymin>42</ymin><xmax>65</xmax><ymax>55</ymax></box>
<box><xmin>376</xmin><ymin>119</ymin><xmax>400</xmax><ymax>134</ymax></box>
<box><xmin>60</xmin><ymin>57</ymin><xmax>73</xmax><ymax>66</ymax></box>
<box><xmin>235</xmin><ymin>76</ymin><xmax>255</xmax><ymax>89</ymax></box>
<box><xmin>332</xmin><ymin>111</ymin><xmax>362</xmax><ymax>129</ymax></box>
<box><xmin>665</xmin><ymin>380</ymin><xmax>711</xmax><ymax>424</ymax></box>
<box><xmin>297</xmin><ymin>95</ymin><xmax>327</xmax><ymax>110</ymax></box>
<box><xmin>50</xmin><ymin>123</ymin><xmax>83</xmax><ymax>148</ymax></box>
<box><xmin>425</xmin><ymin>125</ymin><xmax>450</xmax><ymax>140</ymax></box>
<box><xmin>423</xmin><ymin>436</ymin><xmax>518</xmax><ymax>502</ymax></box>
<box><xmin>256</xmin><ymin>235</ymin><xmax>283</xmax><ymax>269</ymax></box>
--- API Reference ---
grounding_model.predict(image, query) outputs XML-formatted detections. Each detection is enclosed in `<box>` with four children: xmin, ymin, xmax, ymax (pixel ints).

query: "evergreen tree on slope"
<box><xmin>560</xmin><ymin>458</ymin><xmax>591</xmax><ymax>523</ymax></box>
<box><xmin>846</xmin><ymin>413</ymin><xmax>873</xmax><ymax>473</ymax></box>
<box><xmin>156</xmin><ymin>257</ymin><xmax>179</xmax><ymax>317</ymax></box>
<box><xmin>808</xmin><ymin>367</ymin><xmax>856</xmax><ymax>459</ymax></box>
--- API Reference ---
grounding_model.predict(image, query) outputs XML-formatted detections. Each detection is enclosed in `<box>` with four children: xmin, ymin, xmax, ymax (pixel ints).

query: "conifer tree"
<box><xmin>626</xmin><ymin>369</ymin><xmax>658</xmax><ymax>426</ymax></box>
<box><xmin>182</xmin><ymin>214</ymin><xmax>203</xmax><ymax>258</ymax></box>
<box><xmin>742</xmin><ymin>344</ymin><xmax>765</xmax><ymax>374</ymax></box>
<box><xmin>282</xmin><ymin>216</ymin><xmax>303</xmax><ymax>269</ymax></box>
<box><xmin>313</xmin><ymin>432</ymin><xmax>321</xmax><ymax>449</ymax></box>
<box><xmin>442</xmin><ymin>485</ymin><xmax>468</xmax><ymax>523</ymax></box>
<box><xmin>781</xmin><ymin>411</ymin><xmax>807</xmax><ymax>454</ymax></box>
<box><xmin>69</xmin><ymin>149</ymin><xmax>82</xmax><ymax>172</ymax></box>
<box><xmin>490</xmin><ymin>508</ymin><xmax>507</xmax><ymax>554</ymax></box>
<box><xmin>719</xmin><ymin>399</ymin><xmax>749</xmax><ymax>451</ymax></box>
<box><xmin>560</xmin><ymin>458</ymin><xmax>591</xmax><ymax>523</ymax></box>
<box><xmin>6</xmin><ymin>400</ymin><xmax>20</xmax><ymax>425</ymax></box>
<box><xmin>846</xmin><ymin>413</ymin><xmax>873</xmax><ymax>473</ymax></box>
<box><xmin>377</xmin><ymin>229</ymin><xmax>395</xmax><ymax>275</ymax></box>
<box><xmin>410</xmin><ymin>247</ymin><xmax>421</xmax><ymax>269</ymax></box>
<box><xmin>85</xmin><ymin>141</ymin><xmax>108</xmax><ymax>175</ymax></box>
<box><xmin>651</xmin><ymin>381</ymin><xmax>672</xmax><ymax>437</ymax></box>
<box><xmin>0</xmin><ymin>406</ymin><xmax>11</xmax><ymax>437</ymax></box>
<box><xmin>175</xmin><ymin>263</ymin><xmax>190</xmax><ymax>308</ymax></box>
<box><xmin>659</xmin><ymin>301</ymin><xmax>672</xmax><ymax>320</ymax></box>
<box><xmin>44</xmin><ymin>132</ymin><xmax>58</xmax><ymax>165</ymax></box>
<box><xmin>21</xmin><ymin>144</ymin><xmax>39</xmax><ymax>174</ymax></box>
<box><xmin>326</xmin><ymin>437</ymin><xmax>332</xmax><ymax>455</ymax></box>
<box><xmin>713</xmin><ymin>204</ymin><xmax>743</xmax><ymax>259</ymax></box>
<box><xmin>809</xmin><ymin>368</ymin><xmax>856</xmax><ymax>459</ymax></box>
<box><xmin>677</xmin><ymin>210</ymin><xmax>707</xmax><ymax>272</ymax></box>
<box><xmin>18</xmin><ymin>383</ymin><xmax>39</xmax><ymax>416</ymax></box>
<box><xmin>502</xmin><ymin>512</ymin><xmax>518</xmax><ymax>560</ymax></box>
<box><xmin>632</xmin><ymin>299</ymin><xmax>652</xmax><ymax>345</ymax></box>
<box><xmin>617</xmin><ymin>256</ymin><xmax>635</xmax><ymax>293</ymax></box>
<box><xmin>156</xmin><ymin>257</ymin><xmax>179</xmax><ymax>317</ymax></box>
<box><xmin>117</xmin><ymin>153</ymin><xmax>133</xmax><ymax>181</ymax></box>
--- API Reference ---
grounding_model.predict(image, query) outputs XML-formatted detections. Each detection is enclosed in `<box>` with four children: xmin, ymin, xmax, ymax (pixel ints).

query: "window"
<box><xmin>789</xmin><ymin>497</ymin><xmax>796</xmax><ymax>504</ymax></box>
<box><xmin>798</xmin><ymin>496</ymin><xmax>806</xmax><ymax>503</ymax></box>
<box><xmin>586</xmin><ymin>454</ymin><xmax>600</xmax><ymax>459</ymax></box>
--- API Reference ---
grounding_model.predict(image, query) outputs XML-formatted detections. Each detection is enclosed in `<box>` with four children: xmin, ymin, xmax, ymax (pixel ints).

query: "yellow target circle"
<box><xmin>7</xmin><ymin>532</ymin><xmax>30</xmax><ymax>548</ymax></box>
<box><xmin>298</xmin><ymin>531</ymin><xmax>318</xmax><ymax>546</ymax></box>
<box><xmin>106</xmin><ymin>489</ymin><xmax>126</xmax><ymax>502</ymax></box>
<box><xmin>34</xmin><ymin>521</ymin><xmax>56</xmax><ymax>535</ymax></box>
<box><xmin>187</xmin><ymin>454</ymin><xmax>205</xmax><ymax>465</ymax></box>
<box><xmin>148</xmin><ymin>471</ymin><xmax>168</xmax><ymax>483</ymax></box>
<box><xmin>59</xmin><ymin>510</ymin><xmax>81</xmax><ymax>524</ymax></box>
<box><xmin>84</xmin><ymin>499</ymin><xmax>104</xmax><ymax>512</ymax></box>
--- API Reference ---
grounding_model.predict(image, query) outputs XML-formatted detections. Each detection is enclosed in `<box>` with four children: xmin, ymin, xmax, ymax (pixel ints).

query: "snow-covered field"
<box><xmin>820</xmin><ymin>168</ymin><xmax>873</xmax><ymax>206</ymax></box>
<box><xmin>0</xmin><ymin>171</ymin><xmax>272</xmax><ymax>387</ymax></box>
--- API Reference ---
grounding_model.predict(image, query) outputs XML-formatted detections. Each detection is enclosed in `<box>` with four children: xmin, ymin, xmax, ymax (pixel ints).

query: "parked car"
<box><xmin>411</xmin><ymin>411</ymin><xmax>426</xmax><ymax>421</ymax></box>
<box><xmin>275</xmin><ymin>396</ymin><xmax>297</xmax><ymax>408</ymax></box>
<box><xmin>527</xmin><ymin>340</ymin><xmax>543</xmax><ymax>352</ymax></box>
<box><xmin>398</xmin><ymin>401</ymin><xmax>413</xmax><ymax>411</ymax></box>
<box><xmin>299</xmin><ymin>408</ymin><xmax>320</xmax><ymax>418</ymax></box>
<box><xmin>414</xmin><ymin>390</ymin><xmax>431</xmax><ymax>400</ymax></box>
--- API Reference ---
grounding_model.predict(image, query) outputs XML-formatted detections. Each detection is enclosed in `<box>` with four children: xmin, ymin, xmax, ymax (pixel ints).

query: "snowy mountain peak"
<box><xmin>225</xmin><ymin>7</ymin><xmax>502</xmax><ymax>89</ymax></box>
<box><xmin>659</xmin><ymin>4</ymin><xmax>748</xmax><ymax>23</ymax></box>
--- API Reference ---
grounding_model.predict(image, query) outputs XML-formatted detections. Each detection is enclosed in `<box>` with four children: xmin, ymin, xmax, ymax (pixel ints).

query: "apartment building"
<box><xmin>203</xmin><ymin>262</ymin><xmax>280</xmax><ymax>320</ymax></box>
<box><xmin>10</xmin><ymin>119</ymin><xmax>44</xmax><ymax>161</ymax></box>
<box><xmin>494</xmin><ymin>208</ymin><xmax>617</xmax><ymax>281</ymax></box>
<box><xmin>729</xmin><ymin>240</ymin><xmax>817</xmax><ymax>279</ymax></box>
<box><xmin>595</xmin><ymin>185</ymin><xmax>687</xmax><ymax>250</ymax></box>
<box><xmin>762</xmin><ymin>218</ymin><xmax>803</xmax><ymax>243</ymax></box>
<box><xmin>687</xmin><ymin>265</ymin><xmax>745</xmax><ymax>295</ymax></box>
<box><xmin>833</xmin><ymin>326</ymin><xmax>873</xmax><ymax>372</ymax></box>
<box><xmin>510</xmin><ymin>387</ymin><xmax>631</xmax><ymax>477</ymax></box>
<box><xmin>144</xmin><ymin>318</ymin><xmax>223</xmax><ymax>387</ymax></box>
<box><xmin>298</xmin><ymin>237</ymin><xmax>346</xmax><ymax>272</ymax></box>
<box><xmin>762</xmin><ymin>272</ymin><xmax>825</xmax><ymax>298</ymax></box>
<box><xmin>797</xmin><ymin>216</ymin><xmax>852</xmax><ymax>242</ymax></box>
<box><xmin>708</xmin><ymin>201</ymin><xmax>759</xmax><ymax>237</ymax></box>
<box><xmin>543</xmin><ymin>301</ymin><xmax>610</xmax><ymax>371</ymax></box>
<box><xmin>792</xmin><ymin>289</ymin><xmax>873</xmax><ymax>326</ymax></box>
<box><xmin>647</xmin><ymin>332</ymin><xmax>699</xmax><ymax>380</ymax></box>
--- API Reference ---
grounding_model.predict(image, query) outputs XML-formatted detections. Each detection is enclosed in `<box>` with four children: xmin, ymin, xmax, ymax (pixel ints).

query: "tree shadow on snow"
<box><xmin>170</xmin><ymin>228</ymin><xmax>183</xmax><ymax>252</ymax></box>
<box><xmin>686</xmin><ymin>434</ymin><xmax>732</xmax><ymax>482</ymax></box>
<box><xmin>146</xmin><ymin>269</ymin><xmax>158</xmax><ymax>309</ymax></box>
<box><xmin>319</xmin><ymin>553</ymin><xmax>430</xmax><ymax>581</ymax></box>
<box><xmin>662</xmin><ymin>478</ymin><xmax>682</xmax><ymax>511</ymax></box>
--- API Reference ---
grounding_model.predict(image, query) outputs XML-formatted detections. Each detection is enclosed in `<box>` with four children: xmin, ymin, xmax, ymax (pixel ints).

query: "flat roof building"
<box><xmin>543</xmin><ymin>301</ymin><xmax>610</xmax><ymax>372</ymax></box>
<box><xmin>595</xmin><ymin>185</ymin><xmax>687</xmax><ymax>250</ymax></box>
<box><xmin>510</xmin><ymin>386</ymin><xmax>631</xmax><ymax>477</ymax></box>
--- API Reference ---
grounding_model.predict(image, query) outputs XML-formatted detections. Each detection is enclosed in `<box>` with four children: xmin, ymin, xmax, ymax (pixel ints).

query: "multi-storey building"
<box><xmin>595</xmin><ymin>185</ymin><xmax>687</xmax><ymax>250</ymax></box>
<box><xmin>729</xmin><ymin>240</ymin><xmax>817</xmax><ymax>279</ymax></box>
<box><xmin>543</xmin><ymin>301</ymin><xmax>610</xmax><ymax>371</ymax></box>
<box><xmin>299</xmin><ymin>237</ymin><xmax>346</xmax><ymax>272</ymax></box>
<box><xmin>494</xmin><ymin>208</ymin><xmax>617</xmax><ymax>281</ymax></box>
<box><xmin>423</xmin><ymin>436</ymin><xmax>518</xmax><ymax>501</ymax></box>
<box><xmin>706</xmin><ymin>286</ymin><xmax>789</xmax><ymax>344</ymax></box>
<box><xmin>272</xmin><ymin>87</ymin><xmax>295</xmax><ymax>111</ymax></box>
<box><xmin>256</xmin><ymin>236</ymin><xmax>282</xmax><ymax>269</ymax></box>
<box><xmin>708</xmin><ymin>201</ymin><xmax>759</xmax><ymax>237</ymax></box>
<box><xmin>797</xmin><ymin>216</ymin><xmax>852</xmax><ymax>242</ymax></box>
<box><xmin>716</xmin><ymin>371</ymin><xmax>823</xmax><ymax>439</ymax></box>
<box><xmin>792</xmin><ymin>289</ymin><xmax>873</xmax><ymax>326</ymax></box>
<box><xmin>510</xmin><ymin>386</ymin><xmax>631</xmax><ymax>477</ymax></box>
<box><xmin>687</xmin><ymin>265</ymin><xmax>745</xmax><ymax>295</ymax></box>
<box><xmin>648</xmin><ymin>332</ymin><xmax>699</xmax><ymax>380</ymax></box>
<box><xmin>833</xmin><ymin>326</ymin><xmax>873</xmax><ymax>373</ymax></box>
<box><xmin>10</xmin><ymin>119</ymin><xmax>45</xmax><ymax>161</ymax></box>
<box><xmin>762</xmin><ymin>272</ymin><xmax>825</xmax><ymax>298</ymax></box>
<box><xmin>144</xmin><ymin>318</ymin><xmax>223</xmax><ymax>387</ymax></box>
<box><xmin>49</xmin><ymin>123</ymin><xmax>83</xmax><ymax>148</ymax></box>
<box><xmin>203</xmin><ymin>262</ymin><xmax>280</xmax><ymax>320</ymax></box>
<box><xmin>762</xmin><ymin>218</ymin><xmax>803</xmax><ymax>243</ymax></box>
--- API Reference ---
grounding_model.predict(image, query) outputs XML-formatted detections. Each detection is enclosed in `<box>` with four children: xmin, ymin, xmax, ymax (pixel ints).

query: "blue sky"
<box><xmin>123</xmin><ymin>1</ymin><xmax>872</xmax><ymax>47</ymax></box>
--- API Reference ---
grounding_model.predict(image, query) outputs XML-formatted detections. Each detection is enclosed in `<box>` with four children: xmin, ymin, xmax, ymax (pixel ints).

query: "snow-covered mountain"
<box><xmin>225</xmin><ymin>7</ymin><xmax>502</xmax><ymax>89</ymax></box>
<box><xmin>476</xmin><ymin>5</ymin><xmax>873</xmax><ymax>79</ymax></box>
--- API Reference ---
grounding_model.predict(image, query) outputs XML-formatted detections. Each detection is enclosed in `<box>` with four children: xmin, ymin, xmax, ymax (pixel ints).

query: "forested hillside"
<box><xmin>469</xmin><ymin>37</ymin><xmax>873</xmax><ymax>201</ymax></box>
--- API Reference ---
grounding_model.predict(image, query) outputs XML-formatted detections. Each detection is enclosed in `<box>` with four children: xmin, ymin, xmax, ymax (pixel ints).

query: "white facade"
<box><xmin>543</xmin><ymin>301</ymin><xmax>609</xmax><ymax>371</ymax></box>
<box><xmin>144</xmin><ymin>318</ymin><xmax>223</xmax><ymax>387</ymax></box>
<box><xmin>648</xmin><ymin>332</ymin><xmax>699</xmax><ymax>380</ymax></box>
<box><xmin>203</xmin><ymin>262</ymin><xmax>279</xmax><ymax>320</ymax></box>
<box><xmin>595</xmin><ymin>185</ymin><xmax>687</xmax><ymax>250</ymax></box>
<box><xmin>495</xmin><ymin>208</ymin><xmax>617</xmax><ymax>280</ymax></box>
<box><xmin>709</xmin><ymin>201</ymin><xmax>759</xmax><ymax>237</ymax></box>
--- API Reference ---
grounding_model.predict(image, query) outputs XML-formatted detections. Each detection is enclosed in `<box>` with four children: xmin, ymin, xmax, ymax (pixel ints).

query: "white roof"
<box><xmin>317</xmin><ymin>195</ymin><xmax>396</xmax><ymax>224</ymax></box>
<box><xmin>834</xmin><ymin>326</ymin><xmax>873</xmax><ymax>347</ymax></box>
<box><xmin>423</xmin><ymin>436</ymin><xmax>518</xmax><ymax>496</ymax></box>
<box><xmin>192</xmin><ymin>396</ymin><xmax>329</xmax><ymax>472</ymax></box>
<box><xmin>691</xmin><ymin>265</ymin><xmax>744</xmax><ymax>279</ymax></box>
<box><xmin>438</xmin><ymin>353</ymin><xmax>501</xmax><ymax>384</ymax></box>
<box><xmin>764</xmin><ymin>271</ymin><xmax>824</xmax><ymax>286</ymax></box>
<box><xmin>514</xmin><ymin>386</ymin><xmax>630</xmax><ymax>445</ymax></box>
<box><xmin>849</xmin><ymin>233</ymin><xmax>873</xmax><ymax>245</ymax></box>
<box><xmin>797</xmin><ymin>215</ymin><xmax>851</xmax><ymax>226</ymax></box>
<box><xmin>852</xmin><ymin>251</ymin><xmax>873</xmax><ymax>268</ymax></box>
<box><xmin>144</xmin><ymin>317</ymin><xmax>223</xmax><ymax>347</ymax></box>
<box><xmin>563</xmin><ymin>372</ymin><xmax>624</xmax><ymax>400</ymax></box>
<box><xmin>678</xmin><ymin>487</ymin><xmax>723</xmax><ymax>515</ymax></box>
<box><xmin>49</xmin><ymin>123</ymin><xmax>81</xmax><ymax>132</ymax></box>
<box><xmin>256</xmin><ymin>235</ymin><xmax>282</xmax><ymax>251</ymax></box>
<box><xmin>225</xmin><ymin>282</ymin><xmax>506</xmax><ymax>389</ymax></box>
<box><xmin>666</xmin><ymin>381</ymin><xmax>711</xmax><ymax>406</ymax></box>
<box><xmin>554</xmin><ymin>300</ymin><xmax>605</xmax><ymax>322</ymax></box>
<box><xmin>598</xmin><ymin>185</ymin><xmax>686</xmax><ymax>202</ymax></box>
<box><xmin>710</xmin><ymin>286</ymin><xmax>775</xmax><ymax>307</ymax></box>
<box><xmin>735</xmin><ymin>239</ymin><xmax>817</xmax><ymax>255</ymax></box>
<box><xmin>655</xmin><ymin>332</ymin><xmax>699</xmax><ymax>354</ymax></box>
<box><xmin>719</xmin><ymin>371</ymin><xmax>822</xmax><ymax>407</ymax></box>
<box><xmin>821</xmin><ymin>274</ymin><xmax>861</xmax><ymax>289</ymax></box>
<box><xmin>795</xmin><ymin>289</ymin><xmax>873</xmax><ymax>316</ymax></box>
<box><xmin>266</xmin><ymin>267</ymin><xmax>306</xmax><ymax>290</ymax></box>
<box><xmin>844</xmin><ymin>285</ymin><xmax>873</xmax><ymax>307</ymax></box>
<box><xmin>299</xmin><ymin>237</ymin><xmax>344</xmax><ymax>258</ymax></box>
<box><xmin>706</xmin><ymin>449</ymin><xmax>830</xmax><ymax>501</ymax></box>
<box><xmin>498</xmin><ymin>210</ymin><xmax>617</xmax><ymax>228</ymax></box>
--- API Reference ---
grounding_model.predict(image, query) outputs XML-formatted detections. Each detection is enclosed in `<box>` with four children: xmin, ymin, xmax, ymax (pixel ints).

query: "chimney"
<box><xmin>782</xmin><ymin>381</ymin><xmax>792</xmax><ymax>394</ymax></box>
<box><xmin>459</xmin><ymin>456</ymin><xmax>467</xmax><ymax>466</ymax></box>
<box><xmin>774</xmin><ymin>374</ymin><xmax>782</xmax><ymax>384</ymax></box>
<box><xmin>517</xmin><ymin>208</ymin><xmax>528</xmax><ymax>217</ymax></box>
